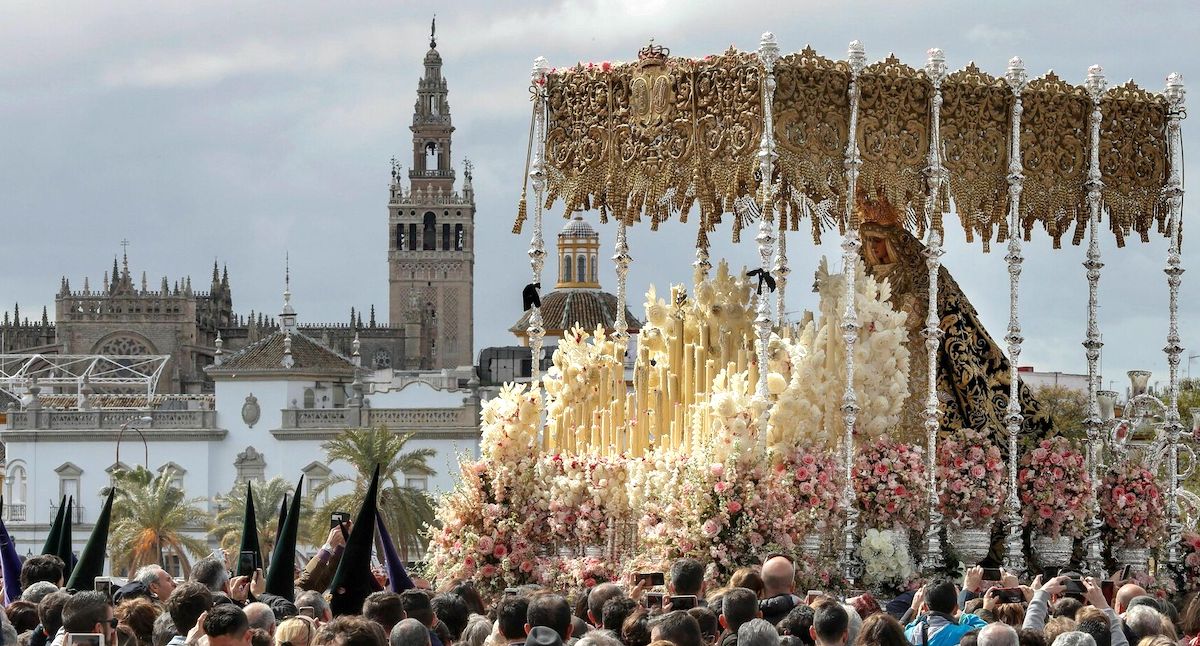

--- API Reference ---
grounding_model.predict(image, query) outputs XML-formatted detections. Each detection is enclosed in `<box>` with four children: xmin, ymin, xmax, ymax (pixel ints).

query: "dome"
<box><xmin>510</xmin><ymin>289</ymin><xmax>641</xmax><ymax>336</ymax></box>
<box><xmin>559</xmin><ymin>216</ymin><xmax>598</xmax><ymax>238</ymax></box>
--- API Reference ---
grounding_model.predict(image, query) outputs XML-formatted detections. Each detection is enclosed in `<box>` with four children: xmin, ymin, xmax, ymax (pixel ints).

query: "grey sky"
<box><xmin>2</xmin><ymin>0</ymin><xmax>1198</xmax><ymax>392</ymax></box>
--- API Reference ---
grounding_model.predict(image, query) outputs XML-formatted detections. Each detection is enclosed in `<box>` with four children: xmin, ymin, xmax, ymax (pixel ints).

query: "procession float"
<box><xmin>427</xmin><ymin>35</ymin><xmax>1197</xmax><ymax>599</ymax></box>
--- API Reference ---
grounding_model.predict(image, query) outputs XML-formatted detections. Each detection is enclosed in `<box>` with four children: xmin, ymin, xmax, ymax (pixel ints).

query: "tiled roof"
<box><xmin>207</xmin><ymin>331</ymin><xmax>357</xmax><ymax>376</ymax></box>
<box><xmin>510</xmin><ymin>289</ymin><xmax>642</xmax><ymax>335</ymax></box>
<box><xmin>33</xmin><ymin>394</ymin><xmax>214</xmax><ymax>410</ymax></box>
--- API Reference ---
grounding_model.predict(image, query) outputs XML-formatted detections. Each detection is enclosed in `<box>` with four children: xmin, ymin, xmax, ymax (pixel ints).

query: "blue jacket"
<box><xmin>904</xmin><ymin>613</ymin><xmax>988</xmax><ymax>646</ymax></box>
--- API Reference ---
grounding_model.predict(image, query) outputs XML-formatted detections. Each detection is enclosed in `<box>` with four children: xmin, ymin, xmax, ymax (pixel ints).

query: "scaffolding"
<box><xmin>0</xmin><ymin>354</ymin><xmax>170</xmax><ymax>407</ymax></box>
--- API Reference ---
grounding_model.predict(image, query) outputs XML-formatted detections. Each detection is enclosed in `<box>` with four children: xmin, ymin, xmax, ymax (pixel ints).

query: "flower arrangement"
<box><xmin>1018</xmin><ymin>437</ymin><xmax>1092</xmax><ymax>539</ymax></box>
<box><xmin>936</xmin><ymin>430</ymin><xmax>1005</xmax><ymax>529</ymax></box>
<box><xmin>1100</xmin><ymin>461</ymin><xmax>1164</xmax><ymax>548</ymax></box>
<box><xmin>858</xmin><ymin>528</ymin><xmax>915</xmax><ymax>592</ymax></box>
<box><xmin>1180</xmin><ymin>532</ymin><xmax>1200</xmax><ymax>594</ymax></box>
<box><xmin>853</xmin><ymin>436</ymin><xmax>928</xmax><ymax>530</ymax></box>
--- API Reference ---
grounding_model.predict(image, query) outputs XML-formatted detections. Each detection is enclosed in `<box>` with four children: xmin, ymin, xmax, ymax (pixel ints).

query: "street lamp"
<box><xmin>116</xmin><ymin>415</ymin><xmax>153</xmax><ymax>469</ymax></box>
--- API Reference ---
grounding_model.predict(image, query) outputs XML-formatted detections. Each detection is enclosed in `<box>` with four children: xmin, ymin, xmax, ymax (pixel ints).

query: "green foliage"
<box><xmin>210</xmin><ymin>475</ymin><xmax>304</xmax><ymax>560</ymax></box>
<box><xmin>107</xmin><ymin>467</ymin><xmax>210</xmax><ymax>576</ymax></box>
<box><xmin>308</xmin><ymin>427</ymin><xmax>437</xmax><ymax>560</ymax></box>
<box><xmin>1032</xmin><ymin>385</ymin><xmax>1089</xmax><ymax>441</ymax></box>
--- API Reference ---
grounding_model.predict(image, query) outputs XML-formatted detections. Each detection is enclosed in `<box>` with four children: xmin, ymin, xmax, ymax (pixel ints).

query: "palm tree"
<box><xmin>309</xmin><ymin>427</ymin><xmax>436</xmax><ymax>560</ymax></box>
<box><xmin>211</xmin><ymin>475</ymin><xmax>301</xmax><ymax>561</ymax></box>
<box><xmin>107</xmin><ymin>467</ymin><xmax>210</xmax><ymax>576</ymax></box>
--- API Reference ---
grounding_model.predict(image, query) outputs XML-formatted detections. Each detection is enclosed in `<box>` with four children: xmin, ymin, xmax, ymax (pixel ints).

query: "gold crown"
<box><xmin>638</xmin><ymin>42</ymin><xmax>670</xmax><ymax>62</ymax></box>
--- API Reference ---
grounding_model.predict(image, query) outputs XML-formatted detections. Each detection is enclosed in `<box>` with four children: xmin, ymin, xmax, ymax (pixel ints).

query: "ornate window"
<box><xmin>95</xmin><ymin>335</ymin><xmax>152</xmax><ymax>355</ymax></box>
<box><xmin>302</xmin><ymin>462</ymin><xmax>333</xmax><ymax>504</ymax></box>
<box><xmin>578</xmin><ymin>256</ymin><xmax>587</xmax><ymax>284</ymax></box>
<box><xmin>373</xmin><ymin>348</ymin><xmax>392</xmax><ymax>369</ymax></box>
<box><xmin>55</xmin><ymin>462</ymin><xmax>82</xmax><ymax>503</ymax></box>
<box><xmin>303</xmin><ymin>388</ymin><xmax>316</xmax><ymax>409</ymax></box>
<box><xmin>6</xmin><ymin>462</ymin><xmax>27</xmax><ymax>505</ymax></box>
<box><xmin>455</xmin><ymin>224</ymin><xmax>464</xmax><ymax>251</ymax></box>
<box><xmin>234</xmin><ymin>447</ymin><xmax>266</xmax><ymax>483</ymax></box>
<box><xmin>404</xmin><ymin>470</ymin><xmax>429</xmax><ymax>492</ymax></box>
<box><xmin>442</xmin><ymin>223</ymin><xmax>451</xmax><ymax>251</ymax></box>
<box><xmin>563</xmin><ymin>255</ymin><xmax>572</xmax><ymax>282</ymax></box>
<box><xmin>407</xmin><ymin>223</ymin><xmax>417</xmax><ymax>251</ymax></box>
<box><xmin>157</xmin><ymin>462</ymin><xmax>187</xmax><ymax>490</ymax></box>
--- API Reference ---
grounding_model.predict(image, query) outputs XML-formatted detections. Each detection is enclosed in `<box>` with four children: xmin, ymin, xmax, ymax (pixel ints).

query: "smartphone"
<box><xmin>669</xmin><ymin>595</ymin><xmax>698</xmax><ymax>610</ymax></box>
<box><xmin>982</xmin><ymin>567</ymin><xmax>1003</xmax><ymax>581</ymax></box>
<box><xmin>637</xmin><ymin>572</ymin><xmax>666</xmax><ymax>587</ymax></box>
<box><xmin>1101</xmin><ymin>580</ymin><xmax>1116</xmax><ymax>606</ymax></box>
<box><xmin>94</xmin><ymin>579</ymin><xmax>113</xmax><ymax>602</ymax></box>
<box><xmin>330</xmin><ymin>511</ymin><xmax>351</xmax><ymax>540</ymax></box>
<box><xmin>503</xmin><ymin>588</ymin><xmax>520</xmax><ymax>597</ymax></box>
<box><xmin>992</xmin><ymin>588</ymin><xmax>1024</xmax><ymax>604</ymax></box>
<box><xmin>237</xmin><ymin>550</ymin><xmax>257</xmax><ymax>577</ymax></box>
<box><xmin>65</xmin><ymin>634</ymin><xmax>104</xmax><ymax>646</ymax></box>
<box><xmin>1042</xmin><ymin>566</ymin><xmax>1062</xmax><ymax>580</ymax></box>
<box><xmin>645</xmin><ymin>592</ymin><xmax>665</xmax><ymax>609</ymax></box>
<box><xmin>298</xmin><ymin>606</ymin><xmax>316</xmax><ymax>619</ymax></box>
<box><xmin>1065</xmin><ymin>577</ymin><xmax>1086</xmax><ymax>596</ymax></box>
<box><xmin>1120</xmin><ymin>564</ymin><xmax>1132</xmax><ymax>580</ymax></box>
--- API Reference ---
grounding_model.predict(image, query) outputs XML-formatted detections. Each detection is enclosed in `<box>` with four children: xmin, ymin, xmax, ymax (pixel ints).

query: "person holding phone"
<box><xmin>903</xmin><ymin>580</ymin><xmax>987</xmax><ymax>646</ymax></box>
<box><xmin>296</xmin><ymin>521</ymin><xmax>352</xmax><ymax>593</ymax></box>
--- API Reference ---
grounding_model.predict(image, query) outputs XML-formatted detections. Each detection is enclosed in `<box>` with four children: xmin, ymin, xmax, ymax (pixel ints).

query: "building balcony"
<box><xmin>49</xmin><ymin>503</ymin><xmax>84</xmax><ymax>524</ymax></box>
<box><xmin>3</xmin><ymin>504</ymin><xmax>26</xmax><ymax>522</ymax></box>
<box><xmin>5</xmin><ymin>409</ymin><xmax>217</xmax><ymax>431</ymax></box>
<box><xmin>274</xmin><ymin>405</ymin><xmax>479</xmax><ymax>440</ymax></box>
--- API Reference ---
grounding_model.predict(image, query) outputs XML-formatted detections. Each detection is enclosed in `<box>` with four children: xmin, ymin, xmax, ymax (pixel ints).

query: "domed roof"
<box><xmin>559</xmin><ymin>216</ymin><xmax>598</xmax><ymax>238</ymax></box>
<box><xmin>510</xmin><ymin>289</ymin><xmax>641</xmax><ymax>336</ymax></box>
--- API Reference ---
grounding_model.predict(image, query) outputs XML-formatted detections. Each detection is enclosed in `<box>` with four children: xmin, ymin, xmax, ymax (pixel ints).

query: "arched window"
<box><xmin>442</xmin><ymin>223</ymin><xmax>451</xmax><ymax>251</ymax></box>
<box><xmin>303</xmin><ymin>388</ymin><xmax>315</xmax><ymax>409</ymax></box>
<box><xmin>407</xmin><ymin>223</ymin><xmax>418</xmax><ymax>251</ymax></box>
<box><xmin>578</xmin><ymin>256</ymin><xmax>587</xmax><ymax>284</ymax></box>
<box><xmin>424</xmin><ymin>142</ymin><xmax>438</xmax><ymax>171</ymax></box>
<box><xmin>591</xmin><ymin>253</ymin><xmax>598</xmax><ymax>282</ymax></box>
<box><xmin>423</xmin><ymin>213</ymin><xmax>437</xmax><ymax>250</ymax></box>
<box><xmin>455</xmin><ymin>224</ymin><xmax>464</xmax><ymax>250</ymax></box>
<box><xmin>6</xmin><ymin>464</ymin><xmax>26</xmax><ymax>504</ymax></box>
<box><xmin>563</xmin><ymin>254</ymin><xmax>572</xmax><ymax>282</ymax></box>
<box><xmin>395</xmin><ymin>224</ymin><xmax>404</xmax><ymax>250</ymax></box>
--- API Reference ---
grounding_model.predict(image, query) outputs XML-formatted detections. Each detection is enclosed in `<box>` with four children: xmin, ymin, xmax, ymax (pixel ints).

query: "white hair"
<box><xmin>576</xmin><ymin>630</ymin><xmax>624</xmax><ymax>646</ymax></box>
<box><xmin>979</xmin><ymin>623</ymin><xmax>1019</xmax><ymax>646</ymax></box>
<box><xmin>391</xmin><ymin>618</ymin><xmax>432</xmax><ymax>646</ymax></box>
<box><xmin>1052</xmin><ymin>633</ymin><xmax>1097</xmax><ymax>646</ymax></box>
<box><xmin>460</xmin><ymin>615</ymin><xmax>494</xmax><ymax>646</ymax></box>
<box><xmin>738</xmin><ymin>619</ymin><xmax>780</xmax><ymax>646</ymax></box>
<box><xmin>1123</xmin><ymin>606</ymin><xmax>1164</xmax><ymax>640</ymax></box>
<box><xmin>134</xmin><ymin>564</ymin><xmax>163</xmax><ymax>587</ymax></box>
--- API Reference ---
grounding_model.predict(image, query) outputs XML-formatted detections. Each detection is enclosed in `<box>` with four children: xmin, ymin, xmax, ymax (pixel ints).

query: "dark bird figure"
<box><xmin>522</xmin><ymin>282</ymin><xmax>542</xmax><ymax>310</ymax></box>
<box><xmin>746</xmin><ymin>268</ymin><xmax>776</xmax><ymax>295</ymax></box>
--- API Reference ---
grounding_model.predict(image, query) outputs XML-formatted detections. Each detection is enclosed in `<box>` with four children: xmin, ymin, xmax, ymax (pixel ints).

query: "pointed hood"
<box><xmin>265</xmin><ymin>476</ymin><xmax>303</xmax><ymax>600</ymax></box>
<box><xmin>66</xmin><ymin>488</ymin><xmax>114</xmax><ymax>591</ymax></box>
<box><xmin>329</xmin><ymin>465</ymin><xmax>381</xmax><ymax>615</ymax></box>
<box><xmin>0</xmin><ymin>497</ymin><xmax>24</xmax><ymax>604</ymax></box>
<box><xmin>376</xmin><ymin>510</ymin><xmax>415</xmax><ymax>592</ymax></box>
<box><xmin>58</xmin><ymin>497</ymin><xmax>75</xmax><ymax>580</ymax></box>
<box><xmin>236</xmin><ymin>481</ymin><xmax>261</xmax><ymax>577</ymax></box>
<box><xmin>273</xmin><ymin>493</ymin><xmax>290</xmax><ymax>552</ymax></box>
<box><xmin>41</xmin><ymin>495</ymin><xmax>67</xmax><ymax>555</ymax></box>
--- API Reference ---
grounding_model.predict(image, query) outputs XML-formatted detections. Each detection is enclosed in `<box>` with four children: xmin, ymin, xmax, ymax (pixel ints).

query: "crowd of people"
<box><xmin>4</xmin><ymin>545</ymin><xmax>1199</xmax><ymax>646</ymax></box>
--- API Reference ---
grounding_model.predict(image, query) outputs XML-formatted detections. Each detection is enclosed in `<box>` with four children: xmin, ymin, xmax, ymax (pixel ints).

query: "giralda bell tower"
<box><xmin>387</xmin><ymin>21</ymin><xmax>475</xmax><ymax>370</ymax></box>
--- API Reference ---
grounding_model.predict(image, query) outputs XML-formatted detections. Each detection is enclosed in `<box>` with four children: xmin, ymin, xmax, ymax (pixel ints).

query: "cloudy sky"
<box><xmin>2</xmin><ymin>0</ymin><xmax>1198</xmax><ymax>392</ymax></box>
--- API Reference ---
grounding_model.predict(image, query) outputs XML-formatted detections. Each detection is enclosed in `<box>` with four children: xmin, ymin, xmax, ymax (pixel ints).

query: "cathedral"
<box><xmin>0</xmin><ymin>30</ymin><xmax>475</xmax><ymax>396</ymax></box>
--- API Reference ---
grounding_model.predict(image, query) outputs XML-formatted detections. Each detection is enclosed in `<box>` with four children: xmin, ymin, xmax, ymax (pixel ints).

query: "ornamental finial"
<box><xmin>1085</xmin><ymin>65</ymin><xmax>1108</xmax><ymax>101</ymax></box>
<box><xmin>758</xmin><ymin>32</ymin><xmax>780</xmax><ymax>69</ymax></box>
<box><xmin>1005</xmin><ymin>56</ymin><xmax>1028</xmax><ymax>92</ymax></box>
<box><xmin>429</xmin><ymin>16</ymin><xmax>436</xmax><ymax>49</ymax></box>
<box><xmin>848</xmin><ymin>40</ymin><xmax>867</xmax><ymax>74</ymax></box>
<box><xmin>532</xmin><ymin>56</ymin><xmax>550</xmax><ymax>82</ymax></box>
<box><xmin>925</xmin><ymin>48</ymin><xmax>947</xmax><ymax>83</ymax></box>
<box><xmin>1166</xmin><ymin>72</ymin><xmax>1186</xmax><ymax>110</ymax></box>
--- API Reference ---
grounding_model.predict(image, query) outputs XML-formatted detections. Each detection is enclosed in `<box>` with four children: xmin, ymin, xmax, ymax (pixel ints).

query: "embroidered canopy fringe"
<box><xmin>523</xmin><ymin>42</ymin><xmax>1173</xmax><ymax>250</ymax></box>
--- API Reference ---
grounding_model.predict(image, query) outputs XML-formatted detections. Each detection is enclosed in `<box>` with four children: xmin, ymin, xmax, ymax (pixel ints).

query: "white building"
<box><xmin>1</xmin><ymin>285</ymin><xmax>479</xmax><ymax>571</ymax></box>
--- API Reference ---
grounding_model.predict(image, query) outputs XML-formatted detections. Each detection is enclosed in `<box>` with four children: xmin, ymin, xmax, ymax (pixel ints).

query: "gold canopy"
<box><xmin>526</xmin><ymin>43</ymin><xmax>1173</xmax><ymax>250</ymax></box>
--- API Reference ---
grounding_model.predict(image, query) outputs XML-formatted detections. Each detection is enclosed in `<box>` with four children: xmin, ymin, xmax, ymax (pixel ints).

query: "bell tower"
<box><xmin>387</xmin><ymin>19</ymin><xmax>475</xmax><ymax>371</ymax></box>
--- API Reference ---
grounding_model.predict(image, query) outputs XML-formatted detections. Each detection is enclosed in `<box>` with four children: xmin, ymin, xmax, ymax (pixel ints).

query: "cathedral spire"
<box><xmin>429</xmin><ymin>16</ymin><xmax>436</xmax><ymax>49</ymax></box>
<box><xmin>280</xmin><ymin>253</ymin><xmax>297</xmax><ymax>332</ymax></box>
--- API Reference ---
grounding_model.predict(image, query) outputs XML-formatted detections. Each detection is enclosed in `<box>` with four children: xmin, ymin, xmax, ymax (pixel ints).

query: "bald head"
<box><xmin>979</xmin><ymin>623</ymin><xmax>1018</xmax><ymax>646</ymax></box>
<box><xmin>1116</xmin><ymin>584</ymin><xmax>1147</xmax><ymax>614</ymax></box>
<box><xmin>761</xmin><ymin>557</ymin><xmax>795</xmax><ymax>597</ymax></box>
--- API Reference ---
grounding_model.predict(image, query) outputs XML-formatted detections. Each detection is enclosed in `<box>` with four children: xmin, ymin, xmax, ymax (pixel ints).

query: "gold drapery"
<box><xmin>528</xmin><ymin>43</ymin><xmax>1173</xmax><ymax>250</ymax></box>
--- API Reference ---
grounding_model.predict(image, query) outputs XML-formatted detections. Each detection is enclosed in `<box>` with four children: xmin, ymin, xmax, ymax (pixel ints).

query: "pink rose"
<box><xmin>476</xmin><ymin>536</ymin><xmax>495</xmax><ymax>554</ymax></box>
<box><xmin>728</xmin><ymin>501</ymin><xmax>743</xmax><ymax>514</ymax></box>
<box><xmin>1039</xmin><ymin>506</ymin><xmax>1054</xmax><ymax>519</ymax></box>
<box><xmin>480</xmin><ymin>565</ymin><xmax>497</xmax><ymax>577</ymax></box>
<box><xmin>520</xmin><ymin>560</ymin><xmax>534</xmax><ymax>573</ymax></box>
<box><xmin>970</xmin><ymin>465</ymin><xmax>986</xmax><ymax>479</ymax></box>
<box><xmin>711</xmin><ymin>463</ymin><xmax>725</xmax><ymax>477</ymax></box>
<box><xmin>494</xmin><ymin>544</ymin><xmax>509</xmax><ymax>558</ymax></box>
<box><xmin>715</xmin><ymin>482</ymin><xmax>729</xmax><ymax>493</ymax></box>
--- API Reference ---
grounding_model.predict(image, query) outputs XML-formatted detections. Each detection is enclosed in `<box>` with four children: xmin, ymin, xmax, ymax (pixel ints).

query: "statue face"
<box><xmin>864</xmin><ymin>234</ymin><xmax>896</xmax><ymax>267</ymax></box>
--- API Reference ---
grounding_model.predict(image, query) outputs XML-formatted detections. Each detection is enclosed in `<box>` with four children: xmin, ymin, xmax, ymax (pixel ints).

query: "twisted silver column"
<box><xmin>527</xmin><ymin>57</ymin><xmax>550</xmax><ymax>382</ymax></box>
<box><xmin>1082</xmin><ymin>65</ymin><xmax>1107</xmax><ymax>577</ymax></box>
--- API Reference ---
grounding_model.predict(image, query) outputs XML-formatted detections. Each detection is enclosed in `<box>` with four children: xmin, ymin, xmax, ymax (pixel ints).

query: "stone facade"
<box><xmin>388</xmin><ymin>36</ymin><xmax>475</xmax><ymax>371</ymax></box>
